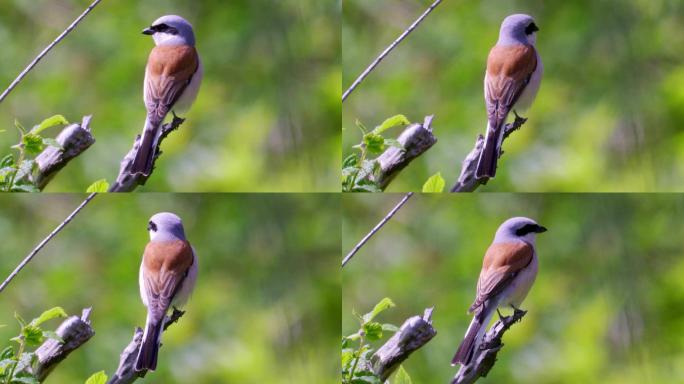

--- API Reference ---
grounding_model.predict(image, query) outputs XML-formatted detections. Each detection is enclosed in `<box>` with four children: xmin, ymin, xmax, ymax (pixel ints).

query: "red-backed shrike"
<box><xmin>451</xmin><ymin>217</ymin><xmax>546</xmax><ymax>366</ymax></box>
<box><xmin>131</xmin><ymin>15</ymin><xmax>203</xmax><ymax>175</ymax></box>
<box><xmin>135</xmin><ymin>212</ymin><xmax>198</xmax><ymax>371</ymax></box>
<box><xmin>476</xmin><ymin>14</ymin><xmax>543</xmax><ymax>179</ymax></box>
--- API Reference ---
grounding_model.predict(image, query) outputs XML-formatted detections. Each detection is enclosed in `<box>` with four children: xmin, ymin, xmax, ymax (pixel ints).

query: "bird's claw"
<box><xmin>511</xmin><ymin>306</ymin><xmax>527</xmax><ymax>322</ymax></box>
<box><xmin>512</xmin><ymin>110</ymin><xmax>528</xmax><ymax>125</ymax></box>
<box><xmin>171</xmin><ymin>111</ymin><xmax>185</xmax><ymax>124</ymax></box>
<box><xmin>496</xmin><ymin>308</ymin><xmax>509</xmax><ymax>322</ymax></box>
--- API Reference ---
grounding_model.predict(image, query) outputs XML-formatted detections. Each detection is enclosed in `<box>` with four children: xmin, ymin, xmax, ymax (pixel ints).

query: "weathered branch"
<box><xmin>108</xmin><ymin>308</ymin><xmax>185</xmax><ymax>384</ymax></box>
<box><xmin>342</xmin><ymin>0</ymin><xmax>443</xmax><ymax>102</ymax></box>
<box><xmin>450</xmin><ymin>116</ymin><xmax>527</xmax><ymax>192</ymax></box>
<box><xmin>342</xmin><ymin>192</ymin><xmax>413</xmax><ymax>267</ymax></box>
<box><xmin>34</xmin><ymin>115</ymin><xmax>95</xmax><ymax>190</ymax></box>
<box><xmin>29</xmin><ymin>308</ymin><xmax>95</xmax><ymax>381</ymax></box>
<box><xmin>0</xmin><ymin>0</ymin><xmax>103</xmax><ymax>103</ymax></box>
<box><xmin>451</xmin><ymin>309</ymin><xmax>527</xmax><ymax>384</ymax></box>
<box><xmin>0</xmin><ymin>193</ymin><xmax>97</xmax><ymax>293</ymax></box>
<box><xmin>369</xmin><ymin>115</ymin><xmax>437</xmax><ymax>190</ymax></box>
<box><xmin>108</xmin><ymin>116</ymin><xmax>185</xmax><ymax>192</ymax></box>
<box><xmin>371</xmin><ymin>307</ymin><xmax>436</xmax><ymax>381</ymax></box>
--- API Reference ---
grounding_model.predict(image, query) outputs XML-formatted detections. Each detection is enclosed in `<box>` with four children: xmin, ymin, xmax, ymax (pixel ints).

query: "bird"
<box><xmin>451</xmin><ymin>217</ymin><xmax>546</xmax><ymax>366</ymax></box>
<box><xmin>475</xmin><ymin>14</ymin><xmax>543</xmax><ymax>179</ymax></box>
<box><xmin>131</xmin><ymin>15</ymin><xmax>203</xmax><ymax>176</ymax></box>
<box><xmin>135</xmin><ymin>212</ymin><xmax>198</xmax><ymax>371</ymax></box>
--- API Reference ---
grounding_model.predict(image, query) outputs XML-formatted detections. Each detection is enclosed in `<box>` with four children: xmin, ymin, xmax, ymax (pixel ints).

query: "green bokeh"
<box><xmin>0</xmin><ymin>193</ymin><xmax>340</xmax><ymax>383</ymax></box>
<box><xmin>343</xmin><ymin>193</ymin><xmax>684</xmax><ymax>383</ymax></box>
<box><xmin>343</xmin><ymin>0</ymin><xmax>684</xmax><ymax>192</ymax></box>
<box><xmin>0</xmin><ymin>0</ymin><xmax>341</xmax><ymax>192</ymax></box>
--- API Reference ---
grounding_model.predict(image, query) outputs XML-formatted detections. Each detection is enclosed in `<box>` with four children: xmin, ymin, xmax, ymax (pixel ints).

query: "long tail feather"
<box><xmin>135</xmin><ymin>315</ymin><xmax>163</xmax><ymax>371</ymax></box>
<box><xmin>452</xmin><ymin>315</ymin><xmax>483</xmax><ymax>365</ymax></box>
<box><xmin>131</xmin><ymin>117</ymin><xmax>161</xmax><ymax>176</ymax></box>
<box><xmin>475</xmin><ymin>121</ymin><xmax>503</xmax><ymax>179</ymax></box>
<box><xmin>452</xmin><ymin>306</ymin><xmax>495</xmax><ymax>366</ymax></box>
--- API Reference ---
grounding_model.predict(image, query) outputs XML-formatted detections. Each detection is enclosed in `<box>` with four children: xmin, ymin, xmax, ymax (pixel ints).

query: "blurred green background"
<box><xmin>343</xmin><ymin>0</ymin><xmax>684</xmax><ymax>192</ymax></box>
<box><xmin>0</xmin><ymin>194</ymin><xmax>339</xmax><ymax>383</ymax></box>
<box><xmin>343</xmin><ymin>193</ymin><xmax>684</xmax><ymax>383</ymax></box>
<box><xmin>0</xmin><ymin>0</ymin><xmax>340</xmax><ymax>192</ymax></box>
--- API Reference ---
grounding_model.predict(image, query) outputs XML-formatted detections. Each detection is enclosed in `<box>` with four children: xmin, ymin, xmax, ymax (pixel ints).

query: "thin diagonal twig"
<box><xmin>342</xmin><ymin>0</ymin><xmax>443</xmax><ymax>102</ymax></box>
<box><xmin>0</xmin><ymin>0</ymin><xmax>103</xmax><ymax>104</ymax></box>
<box><xmin>342</xmin><ymin>192</ymin><xmax>413</xmax><ymax>267</ymax></box>
<box><xmin>0</xmin><ymin>193</ymin><xmax>98</xmax><ymax>294</ymax></box>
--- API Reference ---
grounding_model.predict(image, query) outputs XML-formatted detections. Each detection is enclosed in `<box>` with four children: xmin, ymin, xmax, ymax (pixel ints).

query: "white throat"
<box><xmin>149</xmin><ymin>229</ymin><xmax>185</xmax><ymax>242</ymax></box>
<box><xmin>153</xmin><ymin>32</ymin><xmax>191</xmax><ymax>47</ymax></box>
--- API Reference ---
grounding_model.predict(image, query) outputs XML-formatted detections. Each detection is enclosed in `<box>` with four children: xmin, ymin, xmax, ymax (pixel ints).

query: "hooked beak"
<box><xmin>535</xmin><ymin>225</ymin><xmax>548</xmax><ymax>233</ymax></box>
<box><xmin>142</xmin><ymin>27</ymin><xmax>155</xmax><ymax>35</ymax></box>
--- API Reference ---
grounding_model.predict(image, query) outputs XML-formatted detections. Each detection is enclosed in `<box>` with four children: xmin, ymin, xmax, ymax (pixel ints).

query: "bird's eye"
<box><xmin>147</xmin><ymin>221</ymin><xmax>158</xmax><ymax>232</ymax></box>
<box><xmin>153</xmin><ymin>24</ymin><xmax>178</xmax><ymax>35</ymax></box>
<box><xmin>515</xmin><ymin>224</ymin><xmax>536</xmax><ymax>236</ymax></box>
<box><xmin>515</xmin><ymin>223</ymin><xmax>546</xmax><ymax>236</ymax></box>
<box><xmin>525</xmin><ymin>22</ymin><xmax>539</xmax><ymax>35</ymax></box>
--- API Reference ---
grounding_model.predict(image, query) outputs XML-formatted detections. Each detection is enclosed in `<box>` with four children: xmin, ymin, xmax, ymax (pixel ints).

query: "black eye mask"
<box><xmin>144</xmin><ymin>23</ymin><xmax>179</xmax><ymax>35</ymax></box>
<box><xmin>515</xmin><ymin>223</ymin><xmax>547</xmax><ymax>236</ymax></box>
<box><xmin>525</xmin><ymin>22</ymin><xmax>539</xmax><ymax>35</ymax></box>
<box><xmin>147</xmin><ymin>221</ymin><xmax>158</xmax><ymax>232</ymax></box>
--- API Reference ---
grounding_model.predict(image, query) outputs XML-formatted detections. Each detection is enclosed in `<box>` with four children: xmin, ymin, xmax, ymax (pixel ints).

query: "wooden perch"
<box><xmin>107</xmin><ymin>308</ymin><xmax>185</xmax><ymax>384</ymax></box>
<box><xmin>451</xmin><ymin>309</ymin><xmax>527</xmax><ymax>384</ymax></box>
<box><xmin>372</xmin><ymin>307</ymin><xmax>436</xmax><ymax>381</ymax></box>
<box><xmin>108</xmin><ymin>116</ymin><xmax>185</xmax><ymax>192</ymax></box>
<box><xmin>33</xmin><ymin>115</ymin><xmax>95</xmax><ymax>190</ymax></box>
<box><xmin>31</xmin><ymin>308</ymin><xmax>95</xmax><ymax>381</ymax></box>
<box><xmin>450</xmin><ymin>116</ymin><xmax>527</xmax><ymax>192</ymax></box>
<box><xmin>365</xmin><ymin>116</ymin><xmax>437</xmax><ymax>190</ymax></box>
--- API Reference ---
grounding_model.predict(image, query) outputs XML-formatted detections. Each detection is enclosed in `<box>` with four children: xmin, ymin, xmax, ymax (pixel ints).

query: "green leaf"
<box><xmin>14</xmin><ymin>313</ymin><xmax>26</xmax><ymax>327</ymax></box>
<box><xmin>30</xmin><ymin>307</ymin><xmax>67</xmax><ymax>327</ymax></box>
<box><xmin>384</xmin><ymin>138</ymin><xmax>404</xmax><ymax>150</ymax></box>
<box><xmin>363</xmin><ymin>298</ymin><xmax>395</xmax><ymax>323</ymax></box>
<box><xmin>393</xmin><ymin>365</ymin><xmax>412</xmax><ymax>384</ymax></box>
<box><xmin>22</xmin><ymin>134</ymin><xmax>44</xmax><ymax>155</ymax></box>
<box><xmin>21</xmin><ymin>325</ymin><xmax>44</xmax><ymax>346</ymax></box>
<box><xmin>14</xmin><ymin>160</ymin><xmax>35</xmax><ymax>181</ymax></box>
<box><xmin>42</xmin><ymin>331</ymin><xmax>63</xmax><ymax>343</ymax></box>
<box><xmin>31</xmin><ymin>115</ymin><xmax>68</xmax><ymax>135</ymax></box>
<box><xmin>352</xmin><ymin>181</ymin><xmax>382</xmax><ymax>193</ymax></box>
<box><xmin>11</xmin><ymin>184</ymin><xmax>40</xmax><ymax>193</ymax></box>
<box><xmin>0</xmin><ymin>347</ymin><xmax>14</xmax><ymax>360</ymax></box>
<box><xmin>11</xmin><ymin>375</ymin><xmax>40</xmax><ymax>384</ymax></box>
<box><xmin>342</xmin><ymin>153</ymin><xmax>359</xmax><ymax>168</ymax></box>
<box><xmin>341</xmin><ymin>348</ymin><xmax>354</xmax><ymax>369</ymax></box>
<box><xmin>13</xmin><ymin>352</ymin><xmax>36</xmax><ymax>375</ymax></box>
<box><xmin>358</xmin><ymin>159</ymin><xmax>379</xmax><ymax>177</ymax></box>
<box><xmin>344</xmin><ymin>331</ymin><xmax>362</xmax><ymax>341</ymax></box>
<box><xmin>14</xmin><ymin>119</ymin><xmax>26</xmax><ymax>134</ymax></box>
<box><xmin>363</xmin><ymin>322</ymin><xmax>383</xmax><ymax>341</ymax></box>
<box><xmin>0</xmin><ymin>154</ymin><xmax>14</xmax><ymax>168</ymax></box>
<box><xmin>355</xmin><ymin>119</ymin><xmax>368</xmax><ymax>134</ymax></box>
<box><xmin>85</xmin><ymin>370</ymin><xmax>108</xmax><ymax>384</ymax></box>
<box><xmin>422</xmin><ymin>172</ymin><xmax>445</xmax><ymax>193</ymax></box>
<box><xmin>382</xmin><ymin>323</ymin><xmax>400</xmax><ymax>333</ymax></box>
<box><xmin>342</xmin><ymin>167</ymin><xmax>359</xmax><ymax>179</ymax></box>
<box><xmin>0</xmin><ymin>358</ymin><xmax>15</xmax><ymax>376</ymax></box>
<box><xmin>86</xmin><ymin>179</ymin><xmax>110</xmax><ymax>193</ymax></box>
<box><xmin>373</xmin><ymin>115</ymin><xmax>410</xmax><ymax>134</ymax></box>
<box><xmin>350</xmin><ymin>374</ymin><xmax>382</xmax><ymax>384</ymax></box>
<box><xmin>363</xmin><ymin>132</ymin><xmax>385</xmax><ymax>154</ymax></box>
<box><xmin>42</xmin><ymin>138</ymin><xmax>62</xmax><ymax>150</ymax></box>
